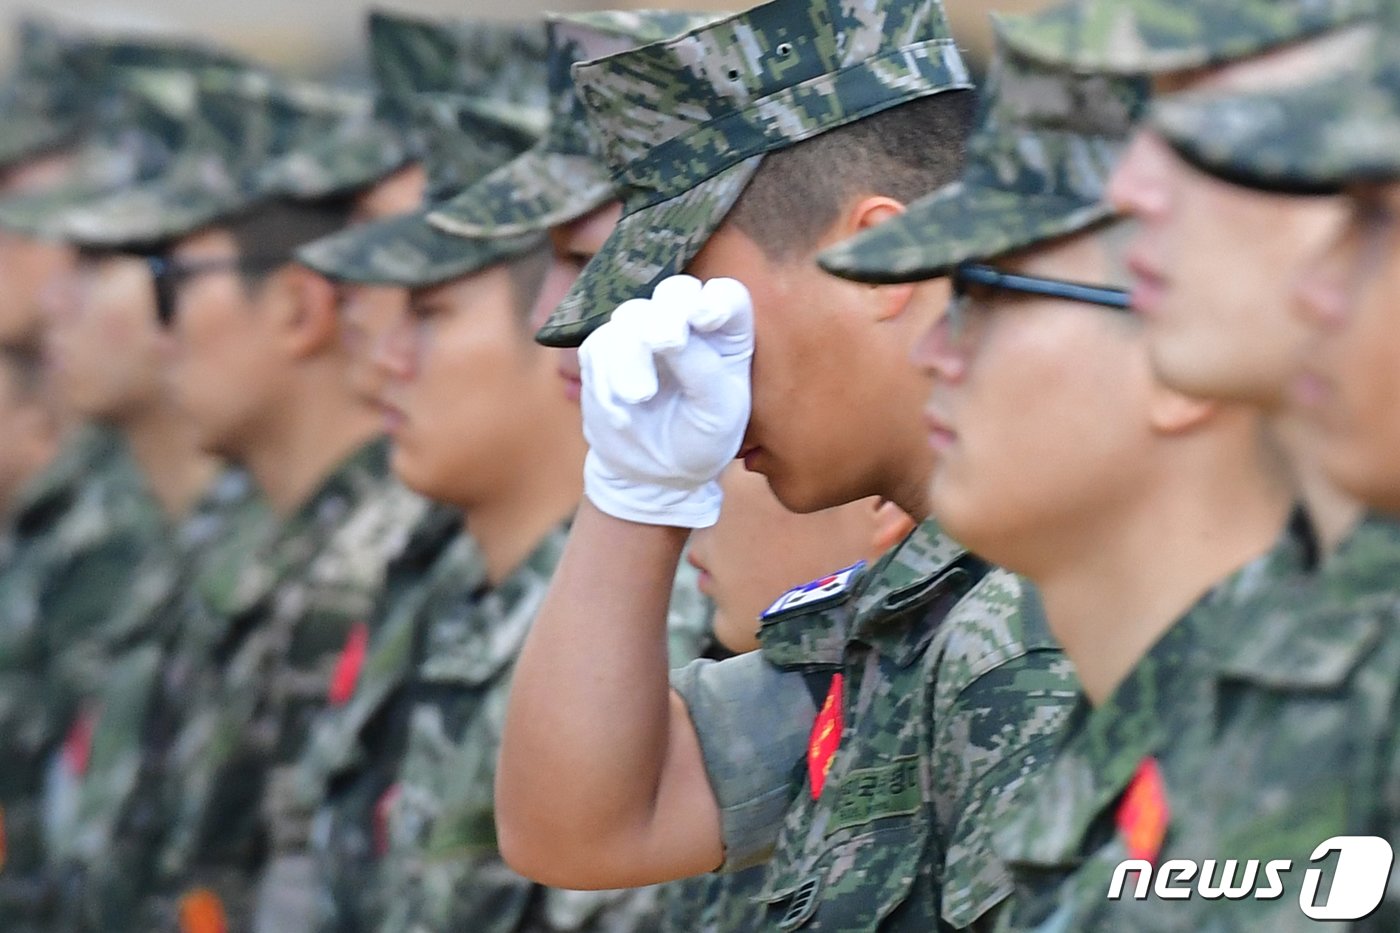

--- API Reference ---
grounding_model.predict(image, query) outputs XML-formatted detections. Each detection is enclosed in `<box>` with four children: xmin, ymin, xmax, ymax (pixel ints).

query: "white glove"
<box><xmin>579</xmin><ymin>274</ymin><xmax>754</xmax><ymax>528</ymax></box>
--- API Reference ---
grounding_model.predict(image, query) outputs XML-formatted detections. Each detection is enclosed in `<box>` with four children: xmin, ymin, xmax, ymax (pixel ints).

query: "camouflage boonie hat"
<box><xmin>820</xmin><ymin>24</ymin><xmax>1148</xmax><ymax>283</ymax></box>
<box><xmin>536</xmin><ymin>0</ymin><xmax>974</xmax><ymax>348</ymax></box>
<box><xmin>999</xmin><ymin>0</ymin><xmax>1373</xmax><ymax>74</ymax></box>
<box><xmin>1154</xmin><ymin>16</ymin><xmax>1398</xmax><ymax>193</ymax></box>
<box><xmin>258</xmin><ymin>14</ymin><xmax>549</xmax><ymax>202</ymax></box>
<box><xmin>0</xmin><ymin>18</ymin><xmax>94</xmax><ymax>168</ymax></box>
<box><xmin>296</xmin><ymin>94</ymin><xmax>544</xmax><ymax>288</ymax></box>
<box><xmin>0</xmin><ymin>40</ymin><xmax>249</xmax><ymax>238</ymax></box>
<box><xmin>428</xmin><ymin>10</ymin><xmax>718</xmax><ymax>239</ymax></box>
<box><xmin>48</xmin><ymin>68</ymin><xmax>367</xmax><ymax>249</ymax></box>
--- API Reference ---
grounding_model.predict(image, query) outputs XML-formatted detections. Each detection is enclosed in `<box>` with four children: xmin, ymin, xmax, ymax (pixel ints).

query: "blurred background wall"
<box><xmin>0</xmin><ymin>0</ymin><xmax>1055</xmax><ymax>78</ymax></box>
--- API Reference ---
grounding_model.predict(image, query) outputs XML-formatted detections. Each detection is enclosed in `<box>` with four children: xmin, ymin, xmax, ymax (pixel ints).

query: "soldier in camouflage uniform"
<box><xmin>294</xmin><ymin>44</ymin><xmax>676</xmax><ymax>928</ymax></box>
<box><xmin>497</xmin><ymin>2</ymin><xmax>1080</xmax><ymax>930</ymax></box>
<box><xmin>39</xmin><ymin>64</ymin><xmax>439</xmax><ymax>931</ymax></box>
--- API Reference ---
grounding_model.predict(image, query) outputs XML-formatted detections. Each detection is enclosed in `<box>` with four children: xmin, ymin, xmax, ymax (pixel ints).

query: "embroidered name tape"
<box><xmin>762</xmin><ymin>561</ymin><xmax>865</xmax><ymax>619</ymax></box>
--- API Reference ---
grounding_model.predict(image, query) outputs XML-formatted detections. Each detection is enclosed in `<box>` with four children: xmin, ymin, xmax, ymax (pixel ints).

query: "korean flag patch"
<box><xmin>762</xmin><ymin>561</ymin><xmax>866</xmax><ymax>619</ymax></box>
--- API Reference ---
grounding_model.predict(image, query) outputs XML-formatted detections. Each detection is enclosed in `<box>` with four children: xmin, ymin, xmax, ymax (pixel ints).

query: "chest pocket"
<box><xmin>755</xmin><ymin>563</ymin><xmax>978</xmax><ymax>931</ymax></box>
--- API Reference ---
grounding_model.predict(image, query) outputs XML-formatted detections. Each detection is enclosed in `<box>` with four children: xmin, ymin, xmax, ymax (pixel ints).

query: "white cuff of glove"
<box><xmin>584</xmin><ymin>449</ymin><xmax>724</xmax><ymax>528</ymax></box>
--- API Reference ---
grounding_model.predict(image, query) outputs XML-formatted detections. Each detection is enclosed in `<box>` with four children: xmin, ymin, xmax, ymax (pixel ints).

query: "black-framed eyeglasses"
<box><xmin>953</xmin><ymin>262</ymin><xmax>1133</xmax><ymax>310</ymax></box>
<box><xmin>144</xmin><ymin>254</ymin><xmax>287</xmax><ymax>328</ymax></box>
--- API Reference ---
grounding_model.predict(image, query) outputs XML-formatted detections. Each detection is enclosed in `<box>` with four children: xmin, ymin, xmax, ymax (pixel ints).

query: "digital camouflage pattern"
<box><xmin>295</xmin><ymin>93</ymin><xmax>545</xmax><ymax>288</ymax></box>
<box><xmin>38</xmin><ymin>468</ymin><xmax>267</xmax><ymax>932</ymax></box>
<box><xmin>997</xmin><ymin>0</ymin><xmax>1374</xmax><ymax>74</ymax></box>
<box><xmin>660</xmin><ymin>862</ymin><xmax>769</xmax><ymax>933</ymax></box>
<box><xmin>675</xmin><ymin>520</ymin><xmax>1078</xmax><ymax>931</ymax></box>
<box><xmin>428</xmin><ymin>10</ymin><xmax>718</xmax><ymax>239</ymax></box>
<box><xmin>0</xmin><ymin>426</ymin><xmax>167</xmax><ymax>930</ymax></box>
<box><xmin>0</xmin><ymin>18</ymin><xmax>101</xmax><ymax>169</ymax></box>
<box><xmin>368</xmin><ymin>521</ymin><xmax>664</xmax><ymax>933</ymax></box>
<box><xmin>50</xmin><ymin>66</ymin><xmax>368</xmax><ymax>249</ymax></box>
<box><xmin>0</xmin><ymin>43</ymin><xmax>248</xmax><ymax>238</ymax></box>
<box><xmin>536</xmin><ymin>0</ymin><xmax>974</xmax><ymax>348</ymax></box>
<box><xmin>136</xmin><ymin>439</ymin><xmax>426</xmax><ymax>931</ymax></box>
<box><xmin>993</xmin><ymin>513</ymin><xmax>1400</xmax><ymax>931</ymax></box>
<box><xmin>819</xmin><ymin>30</ymin><xmax>1147</xmax><ymax>284</ymax></box>
<box><xmin>1154</xmin><ymin>11</ymin><xmax>1398</xmax><ymax>194</ymax></box>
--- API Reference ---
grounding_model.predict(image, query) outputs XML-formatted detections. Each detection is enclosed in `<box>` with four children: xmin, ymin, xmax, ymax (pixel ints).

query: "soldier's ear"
<box><xmin>280</xmin><ymin>264</ymin><xmax>341</xmax><ymax>359</ymax></box>
<box><xmin>818</xmin><ymin>195</ymin><xmax>916</xmax><ymax>324</ymax></box>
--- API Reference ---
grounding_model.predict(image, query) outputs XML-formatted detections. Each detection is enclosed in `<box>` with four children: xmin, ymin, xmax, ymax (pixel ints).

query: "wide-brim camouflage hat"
<box><xmin>47</xmin><ymin>161</ymin><xmax>248</xmax><ymax>250</ymax></box>
<box><xmin>820</xmin><ymin>25</ymin><xmax>1146</xmax><ymax>283</ymax></box>
<box><xmin>0</xmin><ymin>176</ymin><xmax>138</xmax><ymax>238</ymax></box>
<box><xmin>535</xmin><ymin>0</ymin><xmax>974</xmax><ymax>348</ymax></box>
<box><xmin>296</xmin><ymin>205</ymin><xmax>541</xmax><ymax>288</ymax></box>
<box><xmin>256</xmin><ymin>110</ymin><xmax>411</xmax><ymax>200</ymax></box>
<box><xmin>999</xmin><ymin>0</ymin><xmax>1373</xmax><ymax>74</ymax></box>
<box><xmin>428</xmin><ymin>11</ymin><xmax>718</xmax><ymax>240</ymax></box>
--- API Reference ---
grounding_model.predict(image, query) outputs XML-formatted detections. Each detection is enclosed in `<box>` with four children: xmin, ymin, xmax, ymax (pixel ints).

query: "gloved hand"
<box><xmin>578</xmin><ymin>274</ymin><xmax>754</xmax><ymax>528</ymax></box>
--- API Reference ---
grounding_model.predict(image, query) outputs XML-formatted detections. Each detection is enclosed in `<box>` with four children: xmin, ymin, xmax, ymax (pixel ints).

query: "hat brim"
<box><xmin>998</xmin><ymin>2</ymin><xmax>1366</xmax><ymax>75</ymax></box>
<box><xmin>535</xmin><ymin>154</ymin><xmax>763</xmax><ymax>348</ymax></box>
<box><xmin>296</xmin><ymin>206</ymin><xmax>540</xmax><ymax>288</ymax></box>
<box><xmin>428</xmin><ymin>145</ymin><xmax>616</xmax><ymax>239</ymax></box>
<box><xmin>0</xmin><ymin>178</ymin><xmax>124</xmax><ymax>238</ymax></box>
<box><xmin>50</xmin><ymin>173</ymin><xmax>247</xmax><ymax>249</ymax></box>
<box><xmin>0</xmin><ymin>108</ymin><xmax>76</xmax><ymax>169</ymax></box>
<box><xmin>819</xmin><ymin>179</ymin><xmax>1112</xmax><ymax>284</ymax></box>
<box><xmin>1155</xmin><ymin>77</ymin><xmax>1400</xmax><ymax>195</ymax></box>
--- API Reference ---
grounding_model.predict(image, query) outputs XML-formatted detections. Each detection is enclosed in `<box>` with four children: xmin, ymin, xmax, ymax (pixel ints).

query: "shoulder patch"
<box><xmin>762</xmin><ymin>561</ymin><xmax>865</xmax><ymax>620</ymax></box>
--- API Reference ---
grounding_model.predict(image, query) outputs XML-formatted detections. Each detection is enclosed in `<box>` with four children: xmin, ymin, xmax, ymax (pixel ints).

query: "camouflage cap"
<box><xmin>536</xmin><ymin>0</ymin><xmax>973</xmax><ymax>348</ymax></box>
<box><xmin>1153</xmin><ymin>16</ymin><xmax>1399</xmax><ymax>193</ymax></box>
<box><xmin>820</xmin><ymin>23</ymin><xmax>1147</xmax><ymax>283</ymax></box>
<box><xmin>999</xmin><ymin>0</ymin><xmax>1373</xmax><ymax>74</ymax></box>
<box><xmin>0</xmin><ymin>18</ymin><xmax>93</xmax><ymax>168</ymax></box>
<box><xmin>48</xmin><ymin>68</ymin><xmax>366</xmax><ymax>249</ymax></box>
<box><xmin>428</xmin><ymin>10</ymin><xmax>718</xmax><ymax>240</ymax></box>
<box><xmin>295</xmin><ymin>94</ymin><xmax>544</xmax><ymax>288</ymax></box>
<box><xmin>0</xmin><ymin>39</ymin><xmax>249</xmax><ymax>238</ymax></box>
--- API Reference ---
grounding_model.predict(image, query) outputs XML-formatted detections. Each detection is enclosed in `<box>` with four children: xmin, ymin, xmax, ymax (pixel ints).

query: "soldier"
<box><xmin>431</xmin><ymin>9</ymin><xmax>723</xmax><ymax>667</ymax></box>
<box><xmin>924</xmin><ymin>0</ymin><xmax>1400</xmax><ymax>928</ymax></box>
<box><xmin>498</xmin><ymin>2</ymin><xmax>1079</xmax><ymax>931</ymax></box>
<box><xmin>41</xmin><ymin>64</ymin><xmax>434</xmax><ymax>930</ymax></box>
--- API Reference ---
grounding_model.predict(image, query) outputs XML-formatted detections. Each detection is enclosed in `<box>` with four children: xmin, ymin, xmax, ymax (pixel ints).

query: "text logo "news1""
<box><xmin>1108</xmin><ymin>836</ymin><xmax>1395</xmax><ymax>921</ymax></box>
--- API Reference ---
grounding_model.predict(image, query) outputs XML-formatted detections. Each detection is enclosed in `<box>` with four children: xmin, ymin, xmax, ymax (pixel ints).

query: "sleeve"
<box><xmin>670</xmin><ymin>651</ymin><xmax>817</xmax><ymax>871</ymax></box>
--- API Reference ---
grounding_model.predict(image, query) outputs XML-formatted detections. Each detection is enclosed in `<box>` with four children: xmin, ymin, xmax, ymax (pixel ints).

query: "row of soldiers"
<box><xmin>1</xmin><ymin>0</ymin><xmax>1397</xmax><ymax>932</ymax></box>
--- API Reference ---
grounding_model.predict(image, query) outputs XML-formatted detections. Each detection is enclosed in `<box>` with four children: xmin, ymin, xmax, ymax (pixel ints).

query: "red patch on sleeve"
<box><xmin>328</xmin><ymin>622</ymin><xmax>370</xmax><ymax>707</ymax></box>
<box><xmin>62</xmin><ymin>706</ymin><xmax>97</xmax><ymax>777</ymax></box>
<box><xmin>1116</xmin><ymin>756</ymin><xmax>1170</xmax><ymax>864</ymax></box>
<box><xmin>807</xmin><ymin>674</ymin><xmax>844</xmax><ymax>800</ymax></box>
<box><xmin>178</xmin><ymin>888</ymin><xmax>228</xmax><ymax>933</ymax></box>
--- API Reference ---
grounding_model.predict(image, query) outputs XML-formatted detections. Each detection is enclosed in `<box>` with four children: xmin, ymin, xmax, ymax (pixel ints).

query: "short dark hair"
<box><xmin>226</xmin><ymin>196</ymin><xmax>358</xmax><ymax>282</ymax></box>
<box><xmin>725</xmin><ymin>91</ymin><xmax>976</xmax><ymax>261</ymax></box>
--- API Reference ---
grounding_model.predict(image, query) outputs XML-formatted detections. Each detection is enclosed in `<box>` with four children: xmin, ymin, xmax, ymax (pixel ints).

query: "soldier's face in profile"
<box><xmin>382</xmin><ymin>263</ymin><xmax>562</xmax><ymax>507</ymax></box>
<box><xmin>44</xmin><ymin>251</ymin><xmax>168</xmax><ymax>422</ymax></box>
<box><xmin>1108</xmin><ymin>35</ymin><xmax>1357</xmax><ymax>410</ymax></box>
<box><xmin>0</xmin><ymin>152</ymin><xmax>79</xmax><ymax>345</ymax></box>
<box><xmin>164</xmin><ymin>227</ymin><xmax>288</xmax><ymax>459</ymax></box>
<box><xmin>913</xmin><ymin>230</ymin><xmax>1157</xmax><ymax>570</ymax></box>
<box><xmin>536</xmin><ymin>201</ymin><xmax>623</xmax><ymax>404</ymax></box>
<box><xmin>687</xmin><ymin>462</ymin><xmax>892</xmax><ymax>654</ymax></box>
<box><xmin>1292</xmin><ymin>182</ymin><xmax>1400</xmax><ymax>514</ymax></box>
<box><xmin>687</xmin><ymin>220</ymin><xmax>939</xmax><ymax>518</ymax></box>
<box><xmin>339</xmin><ymin>282</ymin><xmax>409</xmax><ymax>406</ymax></box>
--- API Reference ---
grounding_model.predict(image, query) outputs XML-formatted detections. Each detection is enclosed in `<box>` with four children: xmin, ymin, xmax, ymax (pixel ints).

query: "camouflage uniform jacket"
<box><xmin>674</xmin><ymin>520</ymin><xmax>1079</xmax><ymax>932</ymax></box>
<box><xmin>41</xmin><ymin>468</ymin><xmax>267</xmax><ymax>932</ymax></box>
<box><xmin>373</xmin><ymin>519</ymin><xmax>663</xmax><ymax>933</ymax></box>
<box><xmin>0</xmin><ymin>426</ymin><xmax>166</xmax><ymax>927</ymax></box>
<box><xmin>148</xmin><ymin>438</ymin><xmax>426</xmax><ymax>928</ymax></box>
<box><xmin>993</xmin><ymin>512</ymin><xmax>1400</xmax><ymax>931</ymax></box>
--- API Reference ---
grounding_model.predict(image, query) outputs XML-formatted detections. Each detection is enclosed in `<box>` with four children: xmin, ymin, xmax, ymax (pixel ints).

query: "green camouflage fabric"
<box><xmin>38</xmin><ymin>468</ymin><xmax>265</xmax><ymax>932</ymax></box>
<box><xmin>367</xmin><ymin>11</ymin><xmax>547</xmax><ymax>111</ymax></box>
<box><xmin>428</xmin><ymin>10</ymin><xmax>718</xmax><ymax>239</ymax></box>
<box><xmin>50</xmin><ymin>67</ymin><xmax>369</xmax><ymax>250</ymax></box>
<box><xmin>997</xmin><ymin>0</ymin><xmax>1374</xmax><ymax>74</ymax></box>
<box><xmin>992</xmin><ymin>511</ymin><xmax>1400</xmax><ymax>930</ymax></box>
<box><xmin>674</xmin><ymin>520</ymin><xmax>1078</xmax><ymax>931</ymax></box>
<box><xmin>365</xmin><ymin>520</ymin><xmax>663</xmax><ymax>933</ymax></box>
<box><xmin>660</xmin><ymin>863</ymin><xmax>769</xmax><ymax>932</ymax></box>
<box><xmin>0</xmin><ymin>42</ymin><xmax>249</xmax><ymax>239</ymax></box>
<box><xmin>0</xmin><ymin>18</ymin><xmax>99</xmax><ymax>169</ymax></box>
<box><xmin>0</xmin><ymin>426</ymin><xmax>168</xmax><ymax>930</ymax></box>
<box><xmin>537</xmin><ymin>0</ymin><xmax>974</xmax><ymax>348</ymax></box>
<box><xmin>134</xmin><ymin>439</ymin><xmax>426</xmax><ymax>931</ymax></box>
<box><xmin>820</xmin><ymin>30</ymin><xmax>1147</xmax><ymax>284</ymax></box>
<box><xmin>1154</xmin><ymin>12</ymin><xmax>1398</xmax><ymax>194</ymax></box>
<box><xmin>295</xmin><ymin>93</ymin><xmax>545</xmax><ymax>288</ymax></box>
